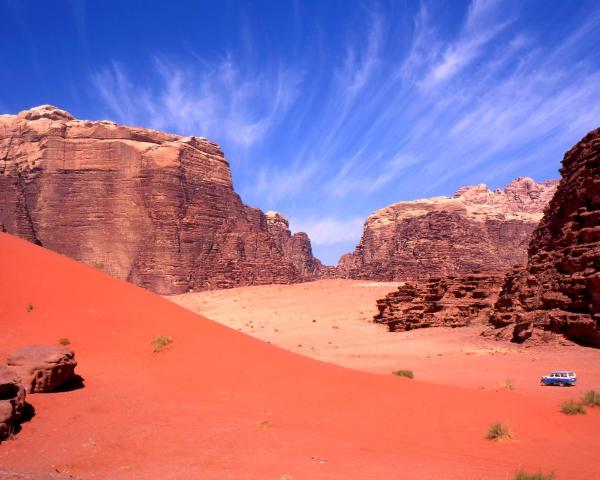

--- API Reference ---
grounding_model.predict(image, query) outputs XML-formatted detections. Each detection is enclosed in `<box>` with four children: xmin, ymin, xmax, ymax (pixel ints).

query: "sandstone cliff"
<box><xmin>490</xmin><ymin>129</ymin><xmax>600</xmax><ymax>346</ymax></box>
<box><xmin>0</xmin><ymin>105</ymin><xmax>324</xmax><ymax>294</ymax></box>
<box><xmin>338</xmin><ymin>177</ymin><xmax>557</xmax><ymax>281</ymax></box>
<box><xmin>374</xmin><ymin>272</ymin><xmax>504</xmax><ymax>331</ymax></box>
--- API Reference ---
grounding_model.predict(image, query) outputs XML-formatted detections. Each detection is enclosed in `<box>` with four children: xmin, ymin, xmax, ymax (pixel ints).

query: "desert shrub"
<box><xmin>514</xmin><ymin>470</ymin><xmax>555</xmax><ymax>480</ymax></box>
<box><xmin>392</xmin><ymin>369</ymin><xmax>414</xmax><ymax>379</ymax></box>
<box><xmin>58</xmin><ymin>338</ymin><xmax>70</xmax><ymax>346</ymax></box>
<box><xmin>259</xmin><ymin>420</ymin><xmax>271</xmax><ymax>430</ymax></box>
<box><xmin>26</xmin><ymin>304</ymin><xmax>33</xmax><ymax>313</ymax></box>
<box><xmin>504</xmin><ymin>378</ymin><xmax>515</xmax><ymax>390</ymax></box>
<box><xmin>486</xmin><ymin>421</ymin><xmax>512</xmax><ymax>441</ymax></box>
<box><xmin>151</xmin><ymin>335</ymin><xmax>173</xmax><ymax>353</ymax></box>
<box><xmin>581</xmin><ymin>390</ymin><xmax>600</xmax><ymax>407</ymax></box>
<box><xmin>560</xmin><ymin>400</ymin><xmax>586</xmax><ymax>415</ymax></box>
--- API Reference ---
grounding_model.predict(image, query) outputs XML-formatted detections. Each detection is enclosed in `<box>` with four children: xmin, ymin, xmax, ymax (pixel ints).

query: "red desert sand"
<box><xmin>170</xmin><ymin>281</ymin><xmax>600</xmax><ymax>398</ymax></box>
<box><xmin>1</xmin><ymin>233</ymin><xmax>599</xmax><ymax>479</ymax></box>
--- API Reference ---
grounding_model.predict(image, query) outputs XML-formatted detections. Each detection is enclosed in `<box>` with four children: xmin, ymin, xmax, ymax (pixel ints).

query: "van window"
<box><xmin>560</xmin><ymin>373</ymin><xmax>567</xmax><ymax>377</ymax></box>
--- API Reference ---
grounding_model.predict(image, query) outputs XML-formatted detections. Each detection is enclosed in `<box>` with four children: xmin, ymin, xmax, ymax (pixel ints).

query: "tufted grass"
<box><xmin>560</xmin><ymin>400</ymin><xmax>586</xmax><ymax>415</ymax></box>
<box><xmin>151</xmin><ymin>335</ymin><xmax>173</xmax><ymax>353</ymax></box>
<box><xmin>486</xmin><ymin>421</ymin><xmax>512</xmax><ymax>441</ymax></box>
<box><xmin>514</xmin><ymin>470</ymin><xmax>555</xmax><ymax>480</ymax></box>
<box><xmin>581</xmin><ymin>390</ymin><xmax>600</xmax><ymax>407</ymax></box>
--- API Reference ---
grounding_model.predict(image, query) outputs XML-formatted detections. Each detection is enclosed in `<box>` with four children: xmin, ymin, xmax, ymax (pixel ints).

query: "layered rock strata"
<box><xmin>0</xmin><ymin>105</ymin><xmax>324</xmax><ymax>294</ymax></box>
<box><xmin>374</xmin><ymin>272</ymin><xmax>504</xmax><ymax>331</ymax></box>
<box><xmin>338</xmin><ymin>178</ymin><xmax>557</xmax><ymax>280</ymax></box>
<box><xmin>0</xmin><ymin>366</ymin><xmax>25</xmax><ymax>440</ymax></box>
<box><xmin>490</xmin><ymin>129</ymin><xmax>600</xmax><ymax>346</ymax></box>
<box><xmin>7</xmin><ymin>345</ymin><xmax>77</xmax><ymax>393</ymax></box>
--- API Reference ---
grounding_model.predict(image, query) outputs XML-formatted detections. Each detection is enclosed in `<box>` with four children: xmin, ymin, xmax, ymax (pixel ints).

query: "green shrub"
<box><xmin>581</xmin><ymin>390</ymin><xmax>600</xmax><ymax>407</ymax></box>
<box><xmin>514</xmin><ymin>470</ymin><xmax>555</xmax><ymax>480</ymax></box>
<box><xmin>392</xmin><ymin>369</ymin><xmax>414</xmax><ymax>379</ymax></box>
<box><xmin>486</xmin><ymin>421</ymin><xmax>512</xmax><ymax>441</ymax></box>
<box><xmin>151</xmin><ymin>335</ymin><xmax>173</xmax><ymax>353</ymax></box>
<box><xmin>58</xmin><ymin>338</ymin><xmax>70</xmax><ymax>346</ymax></box>
<box><xmin>560</xmin><ymin>400</ymin><xmax>586</xmax><ymax>415</ymax></box>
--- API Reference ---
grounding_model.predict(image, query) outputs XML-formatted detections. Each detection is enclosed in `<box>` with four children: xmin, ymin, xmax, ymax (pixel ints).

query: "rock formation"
<box><xmin>0</xmin><ymin>105</ymin><xmax>325</xmax><ymax>294</ymax></box>
<box><xmin>374</xmin><ymin>272</ymin><xmax>504</xmax><ymax>331</ymax></box>
<box><xmin>7</xmin><ymin>345</ymin><xmax>77</xmax><ymax>393</ymax></box>
<box><xmin>338</xmin><ymin>177</ymin><xmax>558</xmax><ymax>281</ymax></box>
<box><xmin>0</xmin><ymin>366</ymin><xmax>25</xmax><ymax>440</ymax></box>
<box><xmin>490</xmin><ymin>128</ymin><xmax>600</xmax><ymax>346</ymax></box>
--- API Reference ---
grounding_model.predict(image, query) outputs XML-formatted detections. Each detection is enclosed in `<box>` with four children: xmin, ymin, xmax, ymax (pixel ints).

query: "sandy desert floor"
<box><xmin>1</xmin><ymin>234</ymin><xmax>600</xmax><ymax>480</ymax></box>
<box><xmin>169</xmin><ymin>280</ymin><xmax>600</xmax><ymax>398</ymax></box>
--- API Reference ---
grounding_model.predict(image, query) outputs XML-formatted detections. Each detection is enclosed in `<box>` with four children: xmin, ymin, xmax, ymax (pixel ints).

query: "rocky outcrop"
<box><xmin>0</xmin><ymin>366</ymin><xmax>25</xmax><ymax>440</ymax></box>
<box><xmin>374</xmin><ymin>272</ymin><xmax>504</xmax><ymax>331</ymax></box>
<box><xmin>338</xmin><ymin>178</ymin><xmax>558</xmax><ymax>281</ymax></box>
<box><xmin>490</xmin><ymin>129</ymin><xmax>600</xmax><ymax>346</ymax></box>
<box><xmin>0</xmin><ymin>105</ymin><xmax>325</xmax><ymax>294</ymax></box>
<box><xmin>7</xmin><ymin>345</ymin><xmax>77</xmax><ymax>393</ymax></box>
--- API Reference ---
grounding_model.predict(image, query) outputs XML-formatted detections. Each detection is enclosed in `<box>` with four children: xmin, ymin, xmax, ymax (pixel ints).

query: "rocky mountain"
<box><xmin>374</xmin><ymin>272</ymin><xmax>504</xmax><ymax>331</ymax></box>
<box><xmin>338</xmin><ymin>177</ymin><xmax>558</xmax><ymax>281</ymax></box>
<box><xmin>490</xmin><ymin>128</ymin><xmax>600</xmax><ymax>346</ymax></box>
<box><xmin>0</xmin><ymin>105</ymin><xmax>325</xmax><ymax>294</ymax></box>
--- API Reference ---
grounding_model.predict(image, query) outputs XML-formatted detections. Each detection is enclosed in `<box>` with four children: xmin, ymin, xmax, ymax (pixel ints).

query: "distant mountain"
<box><xmin>338</xmin><ymin>177</ymin><xmax>558</xmax><ymax>280</ymax></box>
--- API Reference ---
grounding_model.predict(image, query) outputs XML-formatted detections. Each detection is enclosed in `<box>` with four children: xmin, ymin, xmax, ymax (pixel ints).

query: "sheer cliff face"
<box><xmin>337</xmin><ymin>177</ymin><xmax>558</xmax><ymax>281</ymax></box>
<box><xmin>0</xmin><ymin>105</ymin><xmax>324</xmax><ymax>294</ymax></box>
<box><xmin>490</xmin><ymin>128</ymin><xmax>600</xmax><ymax>346</ymax></box>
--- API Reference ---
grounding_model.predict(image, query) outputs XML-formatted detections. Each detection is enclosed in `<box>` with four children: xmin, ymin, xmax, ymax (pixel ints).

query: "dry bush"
<box><xmin>486</xmin><ymin>421</ymin><xmax>512</xmax><ymax>441</ymax></box>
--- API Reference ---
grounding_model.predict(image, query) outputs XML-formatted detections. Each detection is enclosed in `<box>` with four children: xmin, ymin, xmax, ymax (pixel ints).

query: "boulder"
<box><xmin>0</xmin><ymin>366</ymin><xmax>26</xmax><ymax>440</ymax></box>
<box><xmin>7</xmin><ymin>345</ymin><xmax>77</xmax><ymax>393</ymax></box>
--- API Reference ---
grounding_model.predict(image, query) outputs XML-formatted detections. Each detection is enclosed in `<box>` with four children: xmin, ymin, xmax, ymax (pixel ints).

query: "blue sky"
<box><xmin>2</xmin><ymin>0</ymin><xmax>600</xmax><ymax>264</ymax></box>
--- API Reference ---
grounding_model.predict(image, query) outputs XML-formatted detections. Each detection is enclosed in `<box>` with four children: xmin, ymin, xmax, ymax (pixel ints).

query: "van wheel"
<box><xmin>559</xmin><ymin>381</ymin><xmax>565</xmax><ymax>387</ymax></box>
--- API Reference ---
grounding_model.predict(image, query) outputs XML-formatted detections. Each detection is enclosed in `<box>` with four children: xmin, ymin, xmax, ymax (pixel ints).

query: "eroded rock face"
<box><xmin>7</xmin><ymin>345</ymin><xmax>77</xmax><ymax>393</ymax></box>
<box><xmin>338</xmin><ymin>177</ymin><xmax>557</xmax><ymax>281</ymax></box>
<box><xmin>374</xmin><ymin>272</ymin><xmax>504</xmax><ymax>331</ymax></box>
<box><xmin>0</xmin><ymin>366</ymin><xmax>25</xmax><ymax>440</ymax></box>
<box><xmin>0</xmin><ymin>106</ymin><xmax>324</xmax><ymax>294</ymax></box>
<box><xmin>490</xmin><ymin>129</ymin><xmax>600</xmax><ymax>346</ymax></box>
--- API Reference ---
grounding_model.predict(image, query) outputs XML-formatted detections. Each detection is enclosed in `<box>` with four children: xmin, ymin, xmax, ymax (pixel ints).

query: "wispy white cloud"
<box><xmin>338</xmin><ymin>7</ymin><xmax>384</xmax><ymax>95</ymax></box>
<box><xmin>419</xmin><ymin>0</ymin><xmax>511</xmax><ymax>90</ymax></box>
<box><xmin>91</xmin><ymin>57</ymin><xmax>301</xmax><ymax>149</ymax></box>
<box><xmin>253</xmin><ymin>157</ymin><xmax>321</xmax><ymax>204</ymax></box>
<box><xmin>290</xmin><ymin>216</ymin><xmax>365</xmax><ymax>246</ymax></box>
<box><xmin>88</xmin><ymin>0</ymin><xmax>600</xmax><ymax>264</ymax></box>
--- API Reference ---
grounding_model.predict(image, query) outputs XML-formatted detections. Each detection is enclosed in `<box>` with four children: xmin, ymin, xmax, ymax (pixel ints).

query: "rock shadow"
<box><xmin>53</xmin><ymin>374</ymin><xmax>85</xmax><ymax>393</ymax></box>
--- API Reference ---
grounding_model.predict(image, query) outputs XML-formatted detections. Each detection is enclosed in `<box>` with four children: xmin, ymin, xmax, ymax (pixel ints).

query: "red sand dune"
<box><xmin>0</xmin><ymin>232</ymin><xmax>599</xmax><ymax>480</ymax></box>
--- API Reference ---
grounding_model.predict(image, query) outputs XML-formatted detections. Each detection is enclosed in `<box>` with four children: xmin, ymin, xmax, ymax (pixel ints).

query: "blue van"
<box><xmin>540</xmin><ymin>371</ymin><xmax>577</xmax><ymax>386</ymax></box>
